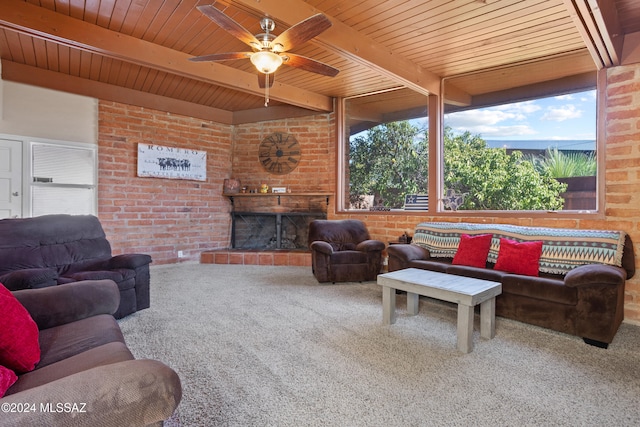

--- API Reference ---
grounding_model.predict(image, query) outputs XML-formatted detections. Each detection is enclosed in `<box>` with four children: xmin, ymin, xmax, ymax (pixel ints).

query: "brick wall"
<box><xmin>603</xmin><ymin>63</ymin><xmax>640</xmax><ymax>322</ymax></box>
<box><xmin>230</xmin><ymin>114</ymin><xmax>336</xmax><ymax>213</ymax></box>
<box><xmin>98</xmin><ymin>101</ymin><xmax>234</xmax><ymax>263</ymax></box>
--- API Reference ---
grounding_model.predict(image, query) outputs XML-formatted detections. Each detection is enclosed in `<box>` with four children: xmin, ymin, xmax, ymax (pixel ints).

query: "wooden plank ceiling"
<box><xmin>0</xmin><ymin>0</ymin><xmax>638</xmax><ymax>124</ymax></box>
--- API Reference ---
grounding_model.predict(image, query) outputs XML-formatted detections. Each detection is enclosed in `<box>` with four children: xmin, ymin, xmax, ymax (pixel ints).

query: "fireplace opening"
<box><xmin>231</xmin><ymin>212</ymin><xmax>326</xmax><ymax>250</ymax></box>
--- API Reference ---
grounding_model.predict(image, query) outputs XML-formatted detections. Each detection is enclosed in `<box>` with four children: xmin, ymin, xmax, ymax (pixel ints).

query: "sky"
<box><xmin>443</xmin><ymin>89</ymin><xmax>596</xmax><ymax>141</ymax></box>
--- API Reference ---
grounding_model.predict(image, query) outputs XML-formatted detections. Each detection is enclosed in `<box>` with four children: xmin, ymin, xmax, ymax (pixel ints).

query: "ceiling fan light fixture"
<box><xmin>250</xmin><ymin>51</ymin><xmax>283</xmax><ymax>74</ymax></box>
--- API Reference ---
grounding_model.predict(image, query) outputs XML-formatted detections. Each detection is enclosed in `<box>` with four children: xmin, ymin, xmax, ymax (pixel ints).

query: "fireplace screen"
<box><xmin>231</xmin><ymin>212</ymin><xmax>326</xmax><ymax>250</ymax></box>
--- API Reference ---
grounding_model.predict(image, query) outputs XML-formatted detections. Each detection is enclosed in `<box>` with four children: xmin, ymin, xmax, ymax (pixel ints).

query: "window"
<box><xmin>340</xmin><ymin>87</ymin><xmax>597</xmax><ymax>213</ymax></box>
<box><xmin>342</xmin><ymin>88</ymin><xmax>430</xmax><ymax>211</ymax></box>
<box><xmin>31</xmin><ymin>142</ymin><xmax>97</xmax><ymax>216</ymax></box>
<box><xmin>443</xmin><ymin>90</ymin><xmax>597</xmax><ymax>211</ymax></box>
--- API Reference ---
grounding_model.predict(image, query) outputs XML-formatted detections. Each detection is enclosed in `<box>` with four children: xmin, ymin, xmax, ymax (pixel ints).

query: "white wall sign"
<box><xmin>137</xmin><ymin>143</ymin><xmax>207</xmax><ymax>181</ymax></box>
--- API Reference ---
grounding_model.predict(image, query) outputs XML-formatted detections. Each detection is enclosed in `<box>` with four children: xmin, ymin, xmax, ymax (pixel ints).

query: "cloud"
<box><xmin>445</xmin><ymin>109</ymin><xmax>516</xmax><ymax>126</ymax></box>
<box><xmin>494</xmin><ymin>100</ymin><xmax>542</xmax><ymax>114</ymax></box>
<box><xmin>445</xmin><ymin>101</ymin><xmax>542</xmax><ymax>129</ymax></box>
<box><xmin>541</xmin><ymin>104</ymin><xmax>582</xmax><ymax>122</ymax></box>
<box><xmin>467</xmin><ymin>125</ymin><xmax>536</xmax><ymax>137</ymax></box>
<box><xmin>445</xmin><ymin>102</ymin><xmax>543</xmax><ymax>137</ymax></box>
<box><xmin>447</xmin><ymin>123</ymin><xmax>537</xmax><ymax>138</ymax></box>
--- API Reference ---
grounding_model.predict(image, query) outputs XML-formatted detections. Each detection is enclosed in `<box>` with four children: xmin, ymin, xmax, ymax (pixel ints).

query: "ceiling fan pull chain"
<box><xmin>265</xmin><ymin>74</ymin><xmax>270</xmax><ymax>107</ymax></box>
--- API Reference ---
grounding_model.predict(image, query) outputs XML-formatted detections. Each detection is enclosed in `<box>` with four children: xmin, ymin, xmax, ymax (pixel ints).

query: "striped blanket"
<box><xmin>412</xmin><ymin>222</ymin><xmax>627</xmax><ymax>275</ymax></box>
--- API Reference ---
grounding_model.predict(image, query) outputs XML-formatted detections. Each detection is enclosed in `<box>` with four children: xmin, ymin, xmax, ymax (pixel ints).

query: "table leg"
<box><xmin>407</xmin><ymin>292</ymin><xmax>419</xmax><ymax>315</ymax></box>
<box><xmin>382</xmin><ymin>286</ymin><xmax>396</xmax><ymax>324</ymax></box>
<box><xmin>457</xmin><ymin>304</ymin><xmax>474</xmax><ymax>353</ymax></box>
<box><xmin>480</xmin><ymin>297</ymin><xmax>496</xmax><ymax>339</ymax></box>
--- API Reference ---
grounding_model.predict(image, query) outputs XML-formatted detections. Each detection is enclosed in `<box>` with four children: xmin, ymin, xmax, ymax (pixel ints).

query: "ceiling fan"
<box><xmin>189</xmin><ymin>4</ymin><xmax>339</xmax><ymax>97</ymax></box>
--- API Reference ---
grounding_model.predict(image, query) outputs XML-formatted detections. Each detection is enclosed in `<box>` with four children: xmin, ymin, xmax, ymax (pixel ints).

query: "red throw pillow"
<box><xmin>494</xmin><ymin>238</ymin><xmax>543</xmax><ymax>277</ymax></box>
<box><xmin>0</xmin><ymin>365</ymin><xmax>18</xmax><ymax>397</ymax></box>
<box><xmin>0</xmin><ymin>283</ymin><xmax>41</xmax><ymax>373</ymax></box>
<box><xmin>452</xmin><ymin>234</ymin><xmax>493</xmax><ymax>268</ymax></box>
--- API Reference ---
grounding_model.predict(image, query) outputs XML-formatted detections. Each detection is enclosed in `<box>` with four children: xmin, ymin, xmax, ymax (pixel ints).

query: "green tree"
<box><xmin>349</xmin><ymin>121</ymin><xmax>428</xmax><ymax>208</ymax></box>
<box><xmin>349</xmin><ymin>122</ymin><xmax>567</xmax><ymax>210</ymax></box>
<box><xmin>443</xmin><ymin>128</ymin><xmax>566</xmax><ymax>210</ymax></box>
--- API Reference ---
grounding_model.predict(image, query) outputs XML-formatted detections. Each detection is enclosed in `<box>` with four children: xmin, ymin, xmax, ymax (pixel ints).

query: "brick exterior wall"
<box><xmin>98</xmin><ymin>102</ymin><xmax>233</xmax><ymax>263</ymax></box>
<box><xmin>97</xmin><ymin>62</ymin><xmax>640</xmax><ymax>323</ymax></box>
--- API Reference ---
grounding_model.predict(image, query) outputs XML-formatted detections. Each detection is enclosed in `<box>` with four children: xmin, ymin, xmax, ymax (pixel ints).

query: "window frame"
<box><xmin>28</xmin><ymin>138</ymin><xmax>98</xmax><ymax>217</ymax></box>
<box><xmin>337</xmin><ymin>74</ymin><xmax>605</xmax><ymax>219</ymax></box>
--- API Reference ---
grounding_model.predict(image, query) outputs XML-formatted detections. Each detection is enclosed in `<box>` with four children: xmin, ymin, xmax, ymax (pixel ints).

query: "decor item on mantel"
<box><xmin>260</xmin><ymin>183</ymin><xmax>269</xmax><ymax>193</ymax></box>
<box><xmin>223</xmin><ymin>178</ymin><xmax>241</xmax><ymax>194</ymax></box>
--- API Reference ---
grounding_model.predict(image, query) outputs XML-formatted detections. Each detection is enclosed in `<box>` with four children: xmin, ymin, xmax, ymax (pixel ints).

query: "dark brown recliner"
<box><xmin>309</xmin><ymin>219</ymin><xmax>385</xmax><ymax>283</ymax></box>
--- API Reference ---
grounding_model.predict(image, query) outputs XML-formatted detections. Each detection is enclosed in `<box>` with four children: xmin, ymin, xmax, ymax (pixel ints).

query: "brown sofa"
<box><xmin>309</xmin><ymin>219</ymin><xmax>385</xmax><ymax>283</ymax></box>
<box><xmin>1</xmin><ymin>279</ymin><xmax>181</xmax><ymax>427</ymax></box>
<box><xmin>0</xmin><ymin>214</ymin><xmax>151</xmax><ymax>319</ymax></box>
<box><xmin>387</xmin><ymin>222</ymin><xmax>635</xmax><ymax>348</ymax></box>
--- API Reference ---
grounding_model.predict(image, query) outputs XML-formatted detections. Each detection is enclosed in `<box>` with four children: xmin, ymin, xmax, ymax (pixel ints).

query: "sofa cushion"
<box><xmin>501</xmin><ymin>274</ymin><xmax>577</xmax><ymax>305</ymax></box>
<box><xmin>37</xmin><ymin>314</ymin><xmax>125</xmax><ymax>369</ymax></box>
<box><xmin>330</xmin><ymin>250</ymin><xmax>369</xmax><ymax>265</ymax></box>
<box><xmin>452</xmin><ymin>234</ymin><xmax>493</xmax><ymax>268</ymax></box>
<box><xmin>0</xmin><ymin>268</ymin><xmax>58</xmax><ymax>291</ymax></box>
<box><xmin>446</xmin><ymin>265</ymin><xmax>508</xmax><ymax>282</ymax></box>
<box><xmin>494</xmin><ymin>239</ymin><xmax>543</xmax><ymax>277</ymax></box>
<box><xmin>330</xmin><ymin>242</ymin><xmax>357</xmax><ymax>251</ymax></box>
<box><xmin>5</xmin><ymin>342</ymin><xmax>133</xmax><ymax>396</ymax></box>
<box><xmin>409</xmin><ymin>259</ymin><xmax>451</xmax><ymax>273</ymax></box>
<box><xmin>61</xmin><ymin>269</ymin><xmax>136</xmax><ymax>290</ymax></box>
<box><xmin>1</xmin><ymin>365</ymin><xmax>18</xmax><ymax>398</ymax></box>
<box><xmin>0</xmin><ymin>284</ymin><xmax>41</xmax><ymax>373</ymax></box>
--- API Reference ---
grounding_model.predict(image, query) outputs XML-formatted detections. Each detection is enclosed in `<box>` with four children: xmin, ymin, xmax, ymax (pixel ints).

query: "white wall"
<box><xmin>0</xmin><ymin>62</ymin><xmax>98</xmax><ymax>144</ymax></box>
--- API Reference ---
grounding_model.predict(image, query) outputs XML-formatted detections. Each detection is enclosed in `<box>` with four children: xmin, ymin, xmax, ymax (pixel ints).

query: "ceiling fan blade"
<box><xmin>258</xmin><ymin>73</ymin><xmax>275</xmax><ymax>89</ymax></box>
<box><xmin>283</xmin><ymin>53</ymin><xmax>339</xmax><ymax>77</ymax></box>
<box><xmin>197</xmin><ymin>5</ymin><xmax>260</xmax><ymax>47</ymax></box>
<box><xmin>271</xmin><ymin>14</ymin><xmax>332</xmax><ymax>52</ymax></box>
<box><xmin>189</xmin><ymin>52</ymin><xmax>252</xmax><ymax>62</ymax></box>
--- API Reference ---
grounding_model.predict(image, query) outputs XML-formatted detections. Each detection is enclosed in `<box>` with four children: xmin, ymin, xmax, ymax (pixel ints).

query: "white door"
<box><xmin>0</xmin><ymin>138</ymin><xmax>22</xmax><ymax>218</ymax></box>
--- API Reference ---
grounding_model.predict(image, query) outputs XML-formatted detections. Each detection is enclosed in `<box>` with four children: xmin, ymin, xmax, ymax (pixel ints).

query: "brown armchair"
<box><xmin>309</xmin><ymin>219</ymin><xmax>385</xmax><ymax>283</ymax></box>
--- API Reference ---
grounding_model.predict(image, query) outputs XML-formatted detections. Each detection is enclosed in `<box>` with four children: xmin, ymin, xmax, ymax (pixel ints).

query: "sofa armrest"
<box><xmin>12</xmin><ymin>280</ymin><xmax>120</xmax><ymax>330</ymax></box>
<box><xmin>356</xmin><ymin>239</ymin><xmax>385</xmax><ymax>252</ymax></box>
<box><xmin>564</xmin><ymin>264</ymin><xmax>627</xmax><ymax>288</ymax></box>
<box><xmin>109</xmin><ymin>253</ymin><xmax>153</xmax><ymax>269</ymax></box>
<box><xmin>387</xmin><ymin>244</ymin><xmax>431</xmax><ymax>262</ymax></box>
<box><xmin>0</xmin><ymin>359</ymin><xmax>182</xmax><ymax>427</ymax></box>
<box><xmin>0</xmin><ymin>268</ymin><xmax>58</xmax><ymax>291</ymax></box>
<box><xmin>387</xmin><ymin>244</ymin><xmax>431</xmax><ymax>271</ymax></box>
<box><xmin>310</xmin><ymin>241</ymin><xmax>334</xmax><ymax>255</ymax></box>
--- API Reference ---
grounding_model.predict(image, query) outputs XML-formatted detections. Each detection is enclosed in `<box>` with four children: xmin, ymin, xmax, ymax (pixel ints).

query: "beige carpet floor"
<box><xmin>118</xmin><ymin>264</ymin><xmax>640</xmax><ymax>427</ymax></box>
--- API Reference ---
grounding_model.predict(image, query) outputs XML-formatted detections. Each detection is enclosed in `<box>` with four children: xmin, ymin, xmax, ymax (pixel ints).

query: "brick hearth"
<box><xmin>201</xmin><ymin>249</ymin><xmax>312</xmax><ymax>267</ymax></box>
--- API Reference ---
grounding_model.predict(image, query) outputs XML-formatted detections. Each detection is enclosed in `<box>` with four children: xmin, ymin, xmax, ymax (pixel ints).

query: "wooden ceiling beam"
<box><xmin>562</xmin><ymin>0</ymin><xmax>624</xmax><ymax>67</ymax></box>
<box><xmin>232</xmin><ymin>105</ymin><xmax>324</xmax><ymax>124</ymax></box>
<box><xmin>224</xmin><ymin>0</ymin><xmax>445</xmax><ymax>98</ymax></box>
<box><xmin>1</xmin><ymin>60</ymin><xmax>235</xmax><ymax>124</ymax></box>
<box><xmin>445</xmin><ymin>72</ymin><xmax>597</xmax><ymax>113</ymax></box>
<box><xmin>0</xmin><ymin>0</ymin><xmax>333</xmax><ymax>112</ymax></box>
<box><xmin>587</xmin><ymin>0</ymin><xmax>624</xmax><ymax>65</ymax></box>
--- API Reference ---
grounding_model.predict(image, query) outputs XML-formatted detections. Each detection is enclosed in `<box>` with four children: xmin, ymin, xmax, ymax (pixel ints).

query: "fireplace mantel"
<box><xmin>223</xmin><ymin>192</ymin><xmax>332</xmax><ymax>206</ymax></box>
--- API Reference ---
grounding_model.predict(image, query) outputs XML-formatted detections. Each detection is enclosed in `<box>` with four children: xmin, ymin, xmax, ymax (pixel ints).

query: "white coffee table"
<box><xmin>377</xmin><ymin>268</ymin><xmax>502</xmax><ymax>353</ymax></box>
